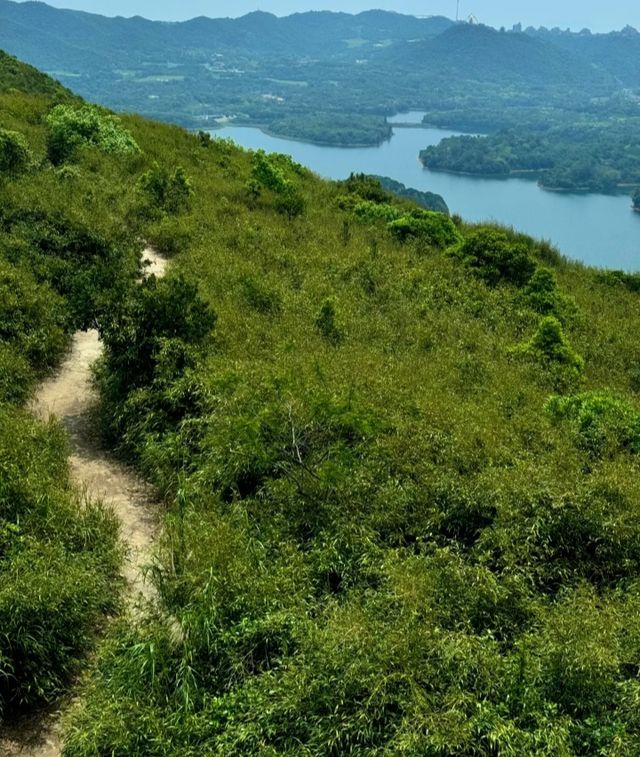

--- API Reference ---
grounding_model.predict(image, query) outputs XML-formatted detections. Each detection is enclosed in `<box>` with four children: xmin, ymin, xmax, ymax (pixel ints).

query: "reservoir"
<box><xmin>213</xmin><ymin>121</ymin><xmax>640</xmax><ymax>271</ymax></box>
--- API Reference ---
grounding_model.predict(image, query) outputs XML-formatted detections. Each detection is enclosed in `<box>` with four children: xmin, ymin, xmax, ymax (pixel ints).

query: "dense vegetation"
<box><xmin>0</xmin><ymin>53</ymin><xmax>141</xmax><ymax>716</ymax></box>
<box><xmin>420</xmin><ymin>119</ymin><xmax>640</xmax><ymax>193</ymax></box>
<box><xmin>0</xmin><ymin>71</ymin><xmax>626</xmax><ymax>755</ymax></box>
<box><xmin>5</xmin><ymin>49</ymin><xmax>640</xmax><ymax>754</ymax></box>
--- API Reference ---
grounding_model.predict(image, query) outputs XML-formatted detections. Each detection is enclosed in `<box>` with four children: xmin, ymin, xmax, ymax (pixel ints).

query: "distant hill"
<box><xmin>0</xmin><ymin>2</ymin><xmax>452</xmax><ymax>66</ymax></box>
<box><xmin>529</xmin><ymin>26</ymin><xmax>640</xmax><ymax>88</ymax></box>
<box><xmin>387</xmin><ymin>24</ymin><xmax>615</xmax><ymax>93</ymax></box>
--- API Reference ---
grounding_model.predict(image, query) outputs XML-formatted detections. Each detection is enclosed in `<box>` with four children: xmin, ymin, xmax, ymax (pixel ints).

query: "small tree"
<box><xmin>520</xmin><ymin>315</ymin><xmax>584</xmax><ymax>389</ymax></box>
<box><xmin>315</xmin><ymin>299</ymin><xmax>343</xmax><ymax>345</ymax></box>
<box><xmin>458</xmin><ymin>229</ymin><xmax>536</xmax><ymax>287</ymax></box>
<box><xmin>138</xmin><ymin>163</ymin><xmax>193</xmax><ymax>214</ymax></box>
<box><xmin>0</xmin><ymin>129</ymin><xmax>31</xmax><ymax>177</ymax></box>
<box><xmin>633</xmin><ymin>189</ymin><xmax>640</xmax><ymax>213</ymax></box>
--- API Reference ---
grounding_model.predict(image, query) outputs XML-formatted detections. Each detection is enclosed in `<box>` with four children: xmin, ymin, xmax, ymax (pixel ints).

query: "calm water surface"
<box><xmin>213</xmin><ymin>122</ymin><xmax>640</xmax><ymax>270</ymax></box>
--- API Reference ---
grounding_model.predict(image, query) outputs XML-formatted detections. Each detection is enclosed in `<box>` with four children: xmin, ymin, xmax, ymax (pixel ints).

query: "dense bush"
<box><xmin>546</xmin><ymin>391</ymin><xmax>640</xmax><ymax>458</ymax></box>
<box><xmin>138</xmin><ymin>163</ymin><xmax>193</xmax><ymax>214</ymax></box>
<box><xmin>46</xmin><ymin>103</ymin><xmax>139</xmax><ymax>164</ymax></box>
<box><xmin>519</xmin><ymin>315</ymin><xmax>585</xmax><ymax>389</ymax></box>
<box><xmin>0</xmin><ymin>129</ymin><xmax>31</xmax><ymax>177</ymax></box>
<box><xmin>457</xmin><ymin>228</ymin><xmax>537</xmax><ymax>286</ymax></box>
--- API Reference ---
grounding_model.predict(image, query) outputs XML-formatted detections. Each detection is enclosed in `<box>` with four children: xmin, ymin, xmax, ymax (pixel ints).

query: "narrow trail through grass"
<box><xmin>0</xmin><ymin>248</ymin><xmax>167</xmax><ymax>757</ymax></box>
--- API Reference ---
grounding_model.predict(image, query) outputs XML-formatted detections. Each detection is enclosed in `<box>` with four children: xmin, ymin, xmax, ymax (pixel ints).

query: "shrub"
<box><xmin>457</xmin><ymin>228</ymin><xmax>537</xmax><ymax>286</ymax></box>
<box><xmin>387</xmin><ymin>211</ymin><xmax>460</xmax><ymax>249</ymax></box>
<box><xmin>0</xmin><ymin>260</ymin><xmax>68</xmax><ymax>372</ymax></box>
<box><xmin>0</xmin><ymin>129</ymin><xmax>31</xmax><ymax>177</ymax></box>
<box><xmin>275</xmin><ymin>186</ymin><xmax>305</xmax><ymax>219</ymax></box>
<box><xmin>518</xmin><ymin>315</ymin><xmax>584</xmax><ymax>390</ymax></box>
<box><xmin>239</xmin><ymin>275</ymin><xmax>282</xmax><ymax>315</ymax></box>
<box><xmin>315</xmin><ymin>299</ymin><xmax>343</xmax><ymax>344</ymax></box>
<box><xmin>0</xmin><ymin>407</ymin><xmax>120</xmax><ymax>712</ymax></box>
<box><xmin>250</xmin><ymin>150</ymin><xmax>289</xmax><ymax>194</ymax></box>
<box><xmin>46</xmin><ymin>104</ymin><xmax>139</xmax><ymax>164</ymax></box>
<box><xmin>138</xmin><ymin>164</ymin><xmax>193</xmax><ymax>214</ymax></box>
<box><xmin>99</xmin><ymin>274</ymin><xmax>216</xmax><ymax>396</ymax></box>
<box><xmin>546</xmin><ymin>391</ymin><xmax>640</xmax><ymax>458</ymax></box>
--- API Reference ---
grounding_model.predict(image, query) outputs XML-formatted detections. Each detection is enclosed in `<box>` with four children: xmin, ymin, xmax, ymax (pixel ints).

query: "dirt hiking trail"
<box><xmin>0</xmin><ymin>248</ymin><xmax>167</xmax><ymax>756</ymax></box>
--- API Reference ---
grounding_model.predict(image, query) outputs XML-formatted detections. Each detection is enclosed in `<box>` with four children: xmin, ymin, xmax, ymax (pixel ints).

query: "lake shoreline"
<box><xmin>211</xmin><ymin>121</ymin><xmax>393</xmax><ymax>149</ymax></box>
<box><xmin>420</xmin><ymin>161</ymin><xmax>635</xmax><ymax>197</ymax></box>
<box><xmin>213</xmin><ymin>122</ymin><xmax>640</xmax><ymax>270</ymax></box>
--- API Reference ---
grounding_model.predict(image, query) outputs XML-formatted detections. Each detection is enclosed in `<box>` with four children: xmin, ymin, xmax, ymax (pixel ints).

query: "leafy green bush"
<box><xmin>387</xmin><ymin>211</ymin><xmax>460</xmax><ymax>248</ymax></box>
<box><xmin>546</xmin><ymin>391</ymin><xmax>640</xmax><ymax>458</ymax></box>
<box><xmin>456</xmin><ymin>228</ymin><xmax>537</xmax><ymax>286</ymax></box>
<box><xmin>0</xmin><ymin>129</ymin><xmax>31</xmax><ymax>177</ymax></box>
<box><xmin>315</xmin><ymin>299</ymin><xmax>343</xmax><ymax>344</ymax></box>
<box><xmin>46</xmin><ymin>104</ymin><xmax>140</xmax><ymax>164</ymax></box>
<box><xmin>239</xmin><ymin>275</ymin><xmax>282</xmax><ymax>315</ymax></box>
<box><xmin>250</xmin><ymin>150</ymin><xmax>289</xmax><ymax>194</ymax></box>
<box><xmin>0</xmin><ymin>260</ymin><xmax>67</xmax><ymax>372</ymax></box>
<box><xmin>138</xmin><ymin>163</ymin><xmax>193</xmax><ymax>214</ymax></box>
<box><xmin>518</xmin><ymin>315</ymin><xmax>584</xmax><ymax>388</ymax></box>
<box><xmin>0</xmin><ymin>208</ymin><xmax>138</xmax><ymax>330</ymax></box>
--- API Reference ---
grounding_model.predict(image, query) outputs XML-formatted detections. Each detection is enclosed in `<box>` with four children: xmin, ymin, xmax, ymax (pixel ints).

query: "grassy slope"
<box><xmin>3</xmin><ymin>46</ymin><xmax>640</xmax><ymax>755</ymax></box>
<box><xmin>62</xmin><ymin>114</ymin><xmax>640</xmax><ymax>754</ymax></box>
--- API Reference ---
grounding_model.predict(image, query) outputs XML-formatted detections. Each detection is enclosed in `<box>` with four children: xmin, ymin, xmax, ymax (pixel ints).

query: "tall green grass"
<box><xmin>62</xmin><ymin>113</ymin><xmax>640</xmax><ymax>754</ymax></box>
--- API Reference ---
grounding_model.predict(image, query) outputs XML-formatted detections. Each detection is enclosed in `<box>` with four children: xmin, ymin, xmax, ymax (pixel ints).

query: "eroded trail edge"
<box><xmin>0</xmin><ymin>248</ymin><xmax>167</xmax><ymax>756</ymax></box>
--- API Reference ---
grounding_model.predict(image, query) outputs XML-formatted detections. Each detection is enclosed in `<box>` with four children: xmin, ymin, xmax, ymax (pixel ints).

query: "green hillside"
<box><xmin>0</xmin><ymin>48</ymin><xmax>70</xmax><ymax>97</ymax></box>
<box><xmin>3</xmin><ymin>53</ymin><xmax>640</xmax><ymax>755</ymax></box>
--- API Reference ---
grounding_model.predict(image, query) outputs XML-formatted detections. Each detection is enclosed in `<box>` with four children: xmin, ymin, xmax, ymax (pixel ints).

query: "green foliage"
<box><xmin>96</xmin><ymin>274</ymin><xmax>216</xmax><ymax>455</ymax></box>
<box><xmin>519</xmin><ymin>315</ymin><xmax>585</xmax><ymax>388</ymax></box>
<box><xmin>0</xmin><ymin>260</ymin><xmax>67</xmax><ymax>372</ymax></box>
<box><xmin>0</xmin><ymin>406</ymin><xmax>120</xmax><ymax>712</ymax></box>
<box><xmin>138</xmin><ymin>163</ymin><xmax>193</xmax><ymax>214</ymax></box>
<box><xmin>7</xmin><ymin>48</ymin><xmax>640</xmax><ymax>756</ymax></box>
<box><xmin>315</xmin><ymin>298</ymin><xmax>343</xmax><ymax>344</ymax></box>
<box><xmin>0</xmin><ymin>129</ymin><xmax>31</xmax><ymax>177</ymax></box>
<box><xmin>239</xmin><ymin>275</ymin><xmax>282</xmax><ymax>315</ymax></box>
<box><xmin>250</xmin><ymin>150</ymin><xmax>289</xmax><ymax>194</ymax></box>
<box><xmin>387</xmin><ymin>210</ymin><xmax>459</xmax><ymax>248</ymax></box>
<box><xmin>350</xmin><ymin>198</ymin><xmax>458</xmax><ymax>249</ymax></box>
<box><xmin>546</xmin><ymin>391</ymin><xmax>640</xmax><ymax>458</ymax></box>
<box><xmin>45</xmin><ymin>104</ymin><xmax>139</xmax><ymax>164</ymax></box>
<box><xmin>457</xmin><ymin>228</ymin><xmax>537</xmax><ymax>286</ymax></box>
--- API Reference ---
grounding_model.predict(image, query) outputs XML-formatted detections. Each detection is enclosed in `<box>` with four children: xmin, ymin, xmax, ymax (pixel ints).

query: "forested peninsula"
<box><xmin>4</xmin><ymin>47</ymin><xmax>640</xmax><ymax>756</ymax></box>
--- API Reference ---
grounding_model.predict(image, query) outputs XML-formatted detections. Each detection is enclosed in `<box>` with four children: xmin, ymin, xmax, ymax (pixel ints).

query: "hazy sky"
<box><xmin>13</xmin><ymin>1</ymin><xmax>640</xmax><ymax>32</ymax></box>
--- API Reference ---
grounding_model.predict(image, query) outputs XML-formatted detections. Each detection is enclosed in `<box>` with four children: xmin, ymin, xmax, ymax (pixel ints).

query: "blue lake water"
<box><xmin>213</xmin><ymin>123</ymin><xmax>640</xmax><ymax>270</ymax></box>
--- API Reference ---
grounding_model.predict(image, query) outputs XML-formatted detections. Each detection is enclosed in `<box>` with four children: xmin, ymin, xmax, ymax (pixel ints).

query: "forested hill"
<box><xmin>388</xmin><ymin>23</ymin><xmax>615</xmax><ymax>92</ymax></box>
<box><xmin>0</xmin><ymin>2</ymin><xmax>451</xmax><ymax>66</ymax></box>
<box><xmin>5</xmin><ymin>50</ymin><xmax>640</xmax><ymax>755</ymax></box>
<box><xmin>528</xmin><ymin>26</ymin><xmax>640</xmax><ymax>88</ymax></box>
